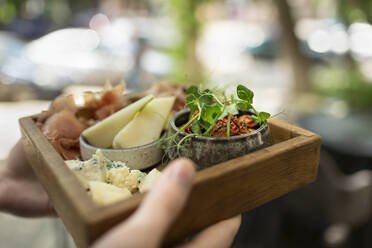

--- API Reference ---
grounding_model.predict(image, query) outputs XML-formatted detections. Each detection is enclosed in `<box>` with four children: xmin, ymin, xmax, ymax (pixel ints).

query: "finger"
<box><xmin>6</xmin><ymin>140</ymin><xmax>35</xmax><ymax>179</ymax></box>
<box><xmin>1</xmin><ymin>177</ymin><xmax>57</xmax><ymax>217</ymax></box>
<box><xmin>41</xmin><ymin>197</ymin><xmax>57</xmax><ymax>217</ymax></box>
<box><xmin>128</xmin><ymin>158</ymin><xmax>195</xmax><ymax>241</ymax></box>
<box><xmin>15</xmin><ymin>195</ymin><xmax>57</xmax><ymax>217</ymax></box>
<box><xmin>181</xmin><ymin>215</ymin><xmax>241</xmax><ymax>248</ymax></box>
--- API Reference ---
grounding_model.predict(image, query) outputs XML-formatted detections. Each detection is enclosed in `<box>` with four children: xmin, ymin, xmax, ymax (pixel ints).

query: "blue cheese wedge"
<box><xmin>66</xmin><ymin>150</ymin><xmax>127</xmax><ymax>189</ymax></box>
<box><xmin>65</xmin><ymin>150</ymin><xmax>161</xmax><ymax>205</ymax></box>
<box><xmin>65</xmin><ymin>156</ymin><xmax>106</xmax><ymax>189</ymax></box>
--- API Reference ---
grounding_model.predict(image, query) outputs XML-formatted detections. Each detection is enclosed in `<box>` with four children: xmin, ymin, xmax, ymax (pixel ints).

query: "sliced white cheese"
<box><xmin>89</xmin><ymin>181</ymin><xmax>132</xmax><ymax>205</ymax></box>
<box><xmin>139</xmin><ymin>168</ymin><xmax>161</xmax><ymax>193</ymax></box>
<box><xmin>113</xmin><ymin>96</ymin><xmax>175</xmax><ymax>148</ymax></box>
<box><xmin>83</xmin><ymin>94</ymin><xmax>154</xmax><ymax>148</ymax></box>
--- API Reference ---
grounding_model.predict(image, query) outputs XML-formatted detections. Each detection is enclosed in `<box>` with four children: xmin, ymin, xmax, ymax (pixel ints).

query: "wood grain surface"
<box><xmin>19</xmin><ymin>116</ymin><xmax>321</xmax><ymax>248</ymax></box>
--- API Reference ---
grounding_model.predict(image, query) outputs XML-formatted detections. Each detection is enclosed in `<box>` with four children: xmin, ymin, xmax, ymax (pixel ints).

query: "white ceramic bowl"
<box><xmin>79</xmin><ymin>133</ymin><xmax>165</xmax><ymax>170</ymax></box>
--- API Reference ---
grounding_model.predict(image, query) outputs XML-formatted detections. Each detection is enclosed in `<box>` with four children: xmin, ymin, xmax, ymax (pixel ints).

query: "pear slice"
<box><xmin>113</xmin><ymin>96</ymin><xmax>175</xmax><ymax>148</ymax></box>
<box><xmin>83</xmin><ymin>95</ymin><xmax>154</xmax><ymax>148</ymax></box>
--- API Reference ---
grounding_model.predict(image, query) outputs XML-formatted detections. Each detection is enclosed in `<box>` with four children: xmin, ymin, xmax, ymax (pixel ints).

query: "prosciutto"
<box><xmin>38</xmin><ymin>81</ymin><xmax>187</xmax><ymax>160</ymax></box>
<box><xmin>38</xmin><ymin>83</ymin><xmax>126</xmax><ymax>160</ymax></box>
<box><xmin>84</xmin><ymin>83</ymin><xmax>125</xmax><ymax>120</ymax></box>
<box><xmin>129</xmin><ymin>82</ymin><xmax>188</xmax><ymax>113</ymax></box>
<box><xmin>41</xmin><ymin>110</ymin><xmax>85</xmax><ymax>160</ymax></box>
<box><xmin>148</xmin><ymin>82</ymin><xmax>187</xmax><ymax>112</ymax></box>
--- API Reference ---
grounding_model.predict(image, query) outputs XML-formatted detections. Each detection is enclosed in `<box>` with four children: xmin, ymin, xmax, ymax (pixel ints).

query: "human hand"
<box><xmin>92</xmin><ymin>158</ymin><xmax>241</xmax><ymax>248</ymax></box>
<box><xmin>0</xmin><ymin>140</ymin><xmax>55</xmax><ymax>217</ymax></box>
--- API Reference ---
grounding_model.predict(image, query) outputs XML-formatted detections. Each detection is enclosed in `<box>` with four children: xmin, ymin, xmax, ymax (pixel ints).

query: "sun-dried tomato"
<box><xmin>210</xmin><ymin>115</ymin><xmax>241</xmax><ymax>137</ymax></box>
<box><xmin>182</xmin><ymin>113</ymin><xmax>258</xmax><ymax>137</ymax></box>
<box><xmin>181</xmin><ymin>111</ymin><xmax>199</xmax><ymax>134</ymax></box>
<box><xmin>237</xmin><ymin>115</ymin><xmax>257</xmax><ymax>134</ymax></box>
<box><xmin>239</xmin><ymin>115</ymin><xmax>257</xmax><ymax>128</ymax></box>
<box><xmin>183</xmin><ymin>123</ymin><xmax>192</xmax><ymax>134</ymax></box>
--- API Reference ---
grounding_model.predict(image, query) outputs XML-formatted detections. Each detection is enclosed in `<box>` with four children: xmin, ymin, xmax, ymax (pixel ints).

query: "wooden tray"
<box><xmin>19</xmin><ymin>116</ymin><xmax>321</xmax><ymax>248</ymax></box>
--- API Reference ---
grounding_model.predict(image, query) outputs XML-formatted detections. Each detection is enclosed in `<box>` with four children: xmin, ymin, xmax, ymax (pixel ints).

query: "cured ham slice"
<box><xmin>41</xmin><ymin>110</ymin><xmax>85</xmax><ymax>160</ymax></box>
<box><xmin>37</xmin><ymin>95</ymin><xmax>77</xmax><ymax>124</ymax></box>
<box><xmin>37</xmin><ymin>83</ymin><xmax>128</xmax><ymax>160</ymax></box>
<box><xmin>84</xmin><ymin>83</ymin><xmax>125</xmax><ymax>120</ymax></box>
<box><xmin>148</xmin><ymin>82</ymin><xmax>187</xmax><ymax>112</ymax></box>
<box><xmin>51</xmin><ymin>95</ymin><xmax>77</xmax><ymax>114</ymax></box>
<box><xmin>50</xmin><ymin>137</ymin><xmax>81</xmax><ymax>160</ymax></box>
<box><xmin>42</xmin><ymin>110</ymin><xmax>85</xmax><ymax>139</ymax></box>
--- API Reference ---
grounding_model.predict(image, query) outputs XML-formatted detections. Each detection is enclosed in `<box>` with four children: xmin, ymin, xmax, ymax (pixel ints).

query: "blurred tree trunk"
<box><xmin>166</xmin><ymin>0</ymin><xmax>205</xmax><ymax>84</ymax></box>
<box><xmin>67</xmin><ymin>0</ymin><xmax>99</xmax><ymax>12</ymax></box>
<box><xmin>274</xmin><ymin>0</ymin><xmax>310</xmax><ymax>93</ymax></box>
<box><xmin>184</xmin><ymin>31</ymin><xmax>204</xmax><ymax>83</ymax></box>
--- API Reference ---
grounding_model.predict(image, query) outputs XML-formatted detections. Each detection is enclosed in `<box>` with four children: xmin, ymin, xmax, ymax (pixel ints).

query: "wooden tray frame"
<box><xmin>19</xmin><ymin>116</ymin><xmax>321</xmax><ymax>248</ymax></box>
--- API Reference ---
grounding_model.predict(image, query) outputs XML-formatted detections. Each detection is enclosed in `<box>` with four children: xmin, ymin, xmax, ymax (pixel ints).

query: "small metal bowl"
<box><xmin>79</xmin><ymin>133</ymin><xmax>166</xmax><ymax>170</ymax></box>
<box><xmin>166</xmin><ymin>109</ymin><xmax>273</xmax><ymax>170</ymax></box>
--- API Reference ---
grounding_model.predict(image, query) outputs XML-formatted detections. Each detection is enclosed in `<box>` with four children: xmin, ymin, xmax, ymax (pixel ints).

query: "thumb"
<box><xmin>92</xmin><ymin>158</ymin><xmax>195</xmax><ymax>248</ymax></box>
<box><xmin>129</xmin><ymin>158</ymin><xmax>195</xmax><ymax>241</ymax></box>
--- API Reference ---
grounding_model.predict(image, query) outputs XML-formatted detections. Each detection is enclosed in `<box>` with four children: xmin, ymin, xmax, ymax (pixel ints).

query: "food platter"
<box><xmin>19</xmin><ymin>114</ymin><xmax>321</xmax><ymax>248</ymax></box>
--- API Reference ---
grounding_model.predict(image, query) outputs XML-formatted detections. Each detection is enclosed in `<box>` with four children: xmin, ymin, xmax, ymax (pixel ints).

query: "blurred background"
<box><xmin>0</xmin><ymin>0</ymin><xmax>371</xmax><ymax>247</ymax></box>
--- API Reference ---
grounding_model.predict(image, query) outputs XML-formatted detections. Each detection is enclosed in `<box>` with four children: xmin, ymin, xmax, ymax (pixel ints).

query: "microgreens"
<box><xmin>183</xmin><ymin>84</ymin><xmax>272</xmax><ymax>137</ymax></box>
<box><xmin>158</xmin><ymin>84</ymin><xmax>274</xmax><ymax>160</ymax></box>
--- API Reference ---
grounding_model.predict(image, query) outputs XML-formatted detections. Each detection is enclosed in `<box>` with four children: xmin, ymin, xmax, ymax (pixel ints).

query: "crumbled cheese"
<box><xmin>65</xmin><ymin>150</ymin><xmax>161</xmax><ymax>205</ymax></box>
<box><xmin>107</xmin><ymin>167</ymin><xmax>130</xmax><ymax>187</ymax></box>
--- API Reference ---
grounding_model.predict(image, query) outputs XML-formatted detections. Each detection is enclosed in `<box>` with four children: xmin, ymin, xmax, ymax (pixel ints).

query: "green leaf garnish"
<box><xmin>251</xmin><ymin>115</ymin><xmax>260</xmax><ymax>124</ymax></box>
<box><xmin>258</xmin><ymin>112</ymin><xmax>271</xmax><ymax>123</ymax></box>
<box><xmin>237</xmin><ymin>85</ymin><xmax>254</xmax><ymax>104</ymax></box>
<box><xmin>191</xmin><ymin>120</ymin><xmax>202</xmax><ymax>134</ymax></box>
<box><xmin>202</xmin><ymin>105</ymin><xmax>220</xmax><ymax>124</ymax></box>
<box><xmin>236</xmin><ymin>100</ymin><xmax>251</xmax><ymax>111</ymax></box>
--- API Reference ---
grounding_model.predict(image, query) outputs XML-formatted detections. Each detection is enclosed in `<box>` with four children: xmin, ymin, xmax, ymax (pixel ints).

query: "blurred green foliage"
<box><xmin>311</xmin><ymin>64</ymin><xmax>372</xmax><ymax>109</ymax></box>
<box><xmin>165</xmin><ymin>0</ymin><xmax>207</xmax><ymax>84</ymax></box>
<box><xmin>0</xmin><ymin>0</ymin><xmax>97</xmax><ymax>27</ymax></box>
<box><xmin>337</xmin><ymin>0</ymin><xmax>372</xmax><ymax>24</ymax></box>
<box><xmin>310</xmin><ymin>0</ymin><xmax>372</xmax><ymax>110</ymax></box>
<box><xmin>0</xmin><ymin>0</ymin><xmax>21</xmax><ymax>24</ymax></box>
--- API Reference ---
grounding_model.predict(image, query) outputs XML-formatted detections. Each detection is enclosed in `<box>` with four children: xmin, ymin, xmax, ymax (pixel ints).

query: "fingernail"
<box><xmin>167</xmin><ymin>159</ymin><xmax>195</xmax><ymax>187</ymax></box>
